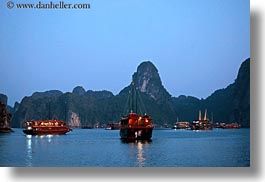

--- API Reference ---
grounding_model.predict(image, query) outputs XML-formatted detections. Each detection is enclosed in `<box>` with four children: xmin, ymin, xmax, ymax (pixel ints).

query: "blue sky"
<box><xmin>0</xmin><ymin>0</ymin><xmax>249</xmax><ymax>106</ymax></box>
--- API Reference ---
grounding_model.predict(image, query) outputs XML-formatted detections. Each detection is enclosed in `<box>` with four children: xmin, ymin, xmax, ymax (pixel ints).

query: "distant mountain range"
<box><xmin>1</xmin><ymin>58</ymin><xmax>250</xmax><ymax>128</ymax></box>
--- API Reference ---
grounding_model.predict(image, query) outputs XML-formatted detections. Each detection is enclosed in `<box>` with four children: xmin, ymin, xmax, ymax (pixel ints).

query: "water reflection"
<box><xmin>120</xmin><ymin>139</ymin><xmax>152</xmax><ymax>144</ymax></box>
<box><xmin>26</xmin><ymin>135</ymin><xmax>32</xmax><ymax>166</ymax></box>
<box><xmin>25</xmin><ymin>134</ymin><xmax>55</xmax><ymax>166</ymax></box>
<box><xmin>136</xmin><ymin>142</ymin><xmax>145</xmax><ymax>167</ymax></box>
<box><xmin>121</xmin><ymin>140</ymin><xmax>151</xmax><ymax>167</ymax></box>
<box><xmin>46</xmin><ymin>134</ymin><xmax>53</xmax><ymax>142</ymax></box>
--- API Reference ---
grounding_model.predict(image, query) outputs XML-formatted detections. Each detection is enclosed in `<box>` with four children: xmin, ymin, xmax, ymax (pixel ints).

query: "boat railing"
<box><xmin>125</xmin><ymin>124</ymin><xmax>153</xmax><ymax>128</ymax></box>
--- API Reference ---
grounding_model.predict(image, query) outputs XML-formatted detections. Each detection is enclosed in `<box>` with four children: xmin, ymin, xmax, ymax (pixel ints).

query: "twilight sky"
<box><xmin>0</xmin><ymin>0</ymin><xmax>249</xmax><ymax>106</ymax></box>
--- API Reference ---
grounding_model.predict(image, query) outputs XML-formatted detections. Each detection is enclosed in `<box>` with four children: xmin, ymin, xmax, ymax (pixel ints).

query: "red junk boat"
<box><xmin>120</xmin><ymin>113</ymin><xmax>153</xmax><ymax>140</ymax></box>
<box><xmin>23</xmin><ymin>120</ymin><xmax>72</xmax><ymax>135</ymax></box>
<box><xmin>120</xmin><ymin>81</ymin><xmax>153</xmax><ymax>141</ymax></box>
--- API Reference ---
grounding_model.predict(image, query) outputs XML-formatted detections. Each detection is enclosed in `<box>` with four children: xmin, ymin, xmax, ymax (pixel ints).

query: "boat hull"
<box><xmin>120</xmin><ymin>127</ymin><xmax>153</xmax><ymax>140</ymax></box>
<box><xmin>191</xmin><ymin>120</ymin><xmax>213</xmax><ymax>131</ymax></box>
<box><xmin>191</xmin><ymin>127</ymin><xmax>213</xmax><ymax>131</ymax></box>
<box><xmin>23</xmin><ymin>127</ymin><xmax>71</xmax><ymax>135</ymax></box>
<box><xmin>23</xmin><ymin>120</ymin><xmax>72</xmax><ymax>135</ymax></box>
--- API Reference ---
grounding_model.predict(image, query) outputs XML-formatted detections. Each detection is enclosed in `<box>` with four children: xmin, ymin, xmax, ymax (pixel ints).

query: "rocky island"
<box><xmin>0</xmin><ymin>94</ymin><xmax>13</xmax><ymax>133</ymax></box>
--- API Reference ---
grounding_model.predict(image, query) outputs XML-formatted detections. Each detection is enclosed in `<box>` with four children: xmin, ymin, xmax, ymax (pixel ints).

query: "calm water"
<box><xmin>0</xmin><ymin>128</ymin><xmax>250</xmax><ymax>167</ymax></box>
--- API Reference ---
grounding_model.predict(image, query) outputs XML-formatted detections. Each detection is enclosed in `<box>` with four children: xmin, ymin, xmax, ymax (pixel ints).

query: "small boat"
<box><xmin>172</xmin><ymin>122</ymin><xmax>191</xmax><ymax>130</ymax></box>
<box><xmin>191</xmin><ymin>110</ymin><xmax>213</xmax><ymax>130</ymax></box>
<box><xmin>214</xmin><ymin>122</ymin><xmax>241</xmax><ymax>129</ymax></box>
<box><xmin>105</xmin><ymin>122</ymin><xmax>120</xmax><ymax>130</ymax></box>
<box><xmin>23</xmin><ymin>120</ymin><xmax>72</xmax><ymax>135</ymax></box>
<box><xmin>222</xmin><ymin>122</ymin><xmax>241</xmax><ymax>129</ymax></box>
<box><xmin>172</xmin><ymin>117</ymin><xmax>190</xmax><ymax>129</ymax></box>
<box><xmin>214</xmin><ymin>122</ymin><xmax>226</xmax><ymax>128</ymax></box>
<box><xmin>120</xmin><ymin>81</ymin><xmax>153</xmax><ymax>141</ymax></box>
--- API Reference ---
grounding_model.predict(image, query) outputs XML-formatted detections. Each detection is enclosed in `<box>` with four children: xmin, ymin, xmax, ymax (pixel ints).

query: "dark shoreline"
<box><xmin>0</xmin><ymin>128</ymin><xmax>14</xmax><ymax>133</ymax></box>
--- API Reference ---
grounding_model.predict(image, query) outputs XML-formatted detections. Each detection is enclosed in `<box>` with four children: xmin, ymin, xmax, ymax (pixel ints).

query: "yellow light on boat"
<box><xmin>138</xmin><ymin>117</ymin><xmax>142</xmax><ymax>120</ymax></box>
<box><xmin>145</xmin><ymin>119</ymin><xmax>148</xmax><ymax>123</ymax></box>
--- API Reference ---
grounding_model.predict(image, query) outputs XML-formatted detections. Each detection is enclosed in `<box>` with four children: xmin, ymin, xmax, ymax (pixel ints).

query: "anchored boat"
<box><xmin>191</xmin><ymin>110</ymin><xmax>213</xmax><ymax>130</ymax></box>
<box><xmin>120</xmin><ymin>81</ymin><xmax>153</xmax><ymax>141</ymax></box>
<box><xmin>23</xmin><ymin>120</ymin><xmax>72</xmax><ymax>135</ymax></box>
<box><xmin>222</xmin><ymin>122</ymin><xmax>241</xmax><ymax>129</ymax></box>
<box><xmin>105</xmin><ymin>122</ymin><xmax>120</xmax><ymax>130</ymax></box>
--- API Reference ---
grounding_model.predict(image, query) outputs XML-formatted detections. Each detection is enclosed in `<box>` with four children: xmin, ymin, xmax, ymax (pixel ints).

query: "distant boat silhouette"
<box><xmin>191</xmin><ymin>109</ymin><xmax>213</xmax><ymax>130</ymax></box>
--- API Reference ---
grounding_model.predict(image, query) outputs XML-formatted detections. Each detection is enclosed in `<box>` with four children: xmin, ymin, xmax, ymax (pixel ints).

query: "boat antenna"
<box><xmin>65</xmin><ymin>101</ymin><xmax>67</xmax><ymax>122</ymax></box>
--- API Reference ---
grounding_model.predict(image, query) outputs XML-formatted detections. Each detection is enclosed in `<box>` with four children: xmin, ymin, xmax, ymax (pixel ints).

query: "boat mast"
<box><xmin>131</xmin><ymin>81</ymin><xmax>134</xmax><ymax>113</ymax></box>
<box><xmin>135</xmin><ymin>85</ymin><xmax>138</xmax><ymax>114</ymax></box>
<box><xmin>64</xmin><ymin>101</ymin><xmax>67</xmax><ymax>122</ymax></box>
<box><xmin>48</xmin><ymin>100</ymin><xmax>51</xmax><ymax>120</ymax></box>
<box><xmin>130</xmin><ymin>80</ymin><xmax>138</xmax><ymax>114</ymax></box>
<box><xmin>199</xmin><ymin>110</ymin><xmax>201</xmax><ymax>120</ymax></box>
<box><xmin>203</xmin><ymin>109</ymin><xmax>207</xmax><ymax>121</ymax></box>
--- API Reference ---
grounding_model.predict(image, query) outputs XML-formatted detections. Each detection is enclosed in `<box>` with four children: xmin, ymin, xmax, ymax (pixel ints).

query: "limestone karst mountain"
<box><xmin>0</xmin><ymin>94</ymin><xmax>13</xmax><ymax>132</ymax></box>
<box><xmin>9</xmin><ymin>58</ymin><xmax>250</xmax><ymax>128</ymax></box>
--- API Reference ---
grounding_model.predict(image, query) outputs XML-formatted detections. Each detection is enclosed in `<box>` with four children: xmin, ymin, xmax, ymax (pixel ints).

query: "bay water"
<box><xmin>0</xmin><ymin>128</ymin><xmax>250</xmax><ymax>167</ymax></box>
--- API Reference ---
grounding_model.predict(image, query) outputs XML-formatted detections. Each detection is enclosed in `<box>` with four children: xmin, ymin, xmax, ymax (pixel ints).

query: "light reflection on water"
<box><xmin>136</xmin><ymin>142</ymin><xmax>145</xmax><ymax>167</ymax></box>
<box><xmin>1</xmin><ymin>128</ymin><xmax>250</xmax><ymax>167</ymax></box>
<box><xmin>125</xmin><ymin>140</ymin><xmax>151</xmax><ymax>167</ymax></box>
<box><xmin>26</xmin><ymin>135</ymin><xmax>32</xmax><ymax>166</ymax></box>
<box><xmin>46</xmin><ymin>135</ymin><xmax>53</xmax><ymax>142</ymax></box>
<box><xmin>25</xmin><ymin>134</ymin><xmax>55</xmax><ymax>166</ymax></box>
